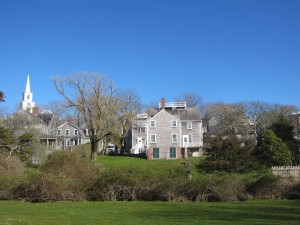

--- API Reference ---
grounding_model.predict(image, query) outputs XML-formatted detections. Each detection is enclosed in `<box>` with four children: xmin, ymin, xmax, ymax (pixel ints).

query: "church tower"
<box><xmin>21</xmin><ymin>73</ymin><xmax>36</xmax><ymax>113</ymax></box>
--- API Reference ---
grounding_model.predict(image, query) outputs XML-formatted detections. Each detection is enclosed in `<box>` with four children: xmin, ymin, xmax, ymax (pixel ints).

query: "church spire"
<box><xmin>25</xmin><ymin>73</ymin><xmax>31</xmax><ymax>92</ymax></box>
<box><xmin>21</xmin><ymin>73</ymin><xmax>36</xmax><ymax>113</ymax></box>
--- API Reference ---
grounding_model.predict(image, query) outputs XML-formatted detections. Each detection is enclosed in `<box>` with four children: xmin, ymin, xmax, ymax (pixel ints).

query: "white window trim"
<box><xmin>74</xmin><ymin>129</ymin><xmax>78</xmax><ymax>135</ymax></box>
<box><xmin>150</xmin><ymin>134</ymin><xmax>156</xmax><ymax>143</ymax></box>
<box><xmin>57</xmin><ymin>129</ymin><xmax>61</xmax><ymax>136</ymax></box>
<box><xmin>187</xmin><ymin>121</ymin><xmax>192</xmax><ymax>129</ymax></box>
<box><xmin>65</xmin><ymin>129</ymin><xmax>70</xmax><ymax>136</ymax></box>
<box><xmin>172</xmin><ymin>133</ymin><xmax>178</xmax><ymax>143</ymax></box>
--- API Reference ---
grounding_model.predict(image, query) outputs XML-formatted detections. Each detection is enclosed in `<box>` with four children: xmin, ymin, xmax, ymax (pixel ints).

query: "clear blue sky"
<box><xmin>1</xmin><ymin>0</ymin><xmax>299</xmax><ymax>113</ymax></box>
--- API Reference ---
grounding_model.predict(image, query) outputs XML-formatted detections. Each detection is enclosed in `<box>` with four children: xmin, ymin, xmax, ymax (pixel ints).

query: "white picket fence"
<box><xmin>271</xmin><ymin>166</ymin><xmax>300</xmax><ymax>179</ymax></box>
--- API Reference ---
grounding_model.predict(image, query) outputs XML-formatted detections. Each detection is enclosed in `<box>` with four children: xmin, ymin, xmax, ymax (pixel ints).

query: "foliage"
<box><xmin>270</xmin><ymin>114</ymin><xmax>294</xmax><ymax>142</ymax></box>
<box><xmin>0</xmin><ymin>154</ymin><xmax>24</xmax><ymax>200</ymax></box>
<box><xmin>0</xmin><ymin>125</ymin><xmax>15</xmax><ymax>146</ymax></box>
<box><xmin>254</xmin><ymin>129</ymin><xmax>292</xmax><ymax>167</ymax></box>
<box><xmin>269</xmin><ymin>114</ymin><xmax>300</xmax><ymax>165</ymax></box>
<box><xmin>199</xmin><ymin>134</ymin><xmax>258</xmax><ymax>173</ymax></box>
<box><xmin>14</xmin><ymin>151</ymin><xmax>100</xmax><ymax>202</ymax></box>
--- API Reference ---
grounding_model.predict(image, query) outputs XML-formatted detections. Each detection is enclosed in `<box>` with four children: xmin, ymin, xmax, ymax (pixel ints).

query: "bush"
<box><xmin>0</xmin><ymin>154</ymin><xmax>24</xmax><ymax>200</ymax></box>
<box><xmin>14</xmin><ymin>151</ymin><xmax>100</xmax><ymax>202</ymax></box>
<box><xmin>247</xmin><ymin>174</ymin><xmax>286</xmax><ymax>199</ymax></box>
<box><xmin>285</xmin><ymin>182</ymin><xmax>300</xmax><ymax>199</ymax></box>
<box><xmin>0</xmin><ymin>154</ymin><xmax>24</xmax><ymax>177</ymax></box>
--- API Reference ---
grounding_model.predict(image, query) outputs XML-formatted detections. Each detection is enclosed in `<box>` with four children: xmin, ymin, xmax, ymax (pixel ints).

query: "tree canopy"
<box><xmin>254</xmin><ymin>129</ymin><xmax>292</xmax><ymax>167</ymax></box>
<box><xmin>199</xmin><ymin>134</ymin><xmax>258</xmax><ymax>173</ymax></box>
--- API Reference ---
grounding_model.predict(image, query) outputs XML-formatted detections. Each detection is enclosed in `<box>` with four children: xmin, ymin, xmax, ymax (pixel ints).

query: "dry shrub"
<box><xmin>0</xmin><ymin>154</ymin><xmax>24</xmax><ymax>177</ymax></box>
<box><xmin>15</xmin><ymin>151</ymin><xmax>100</xmax><ymax>202</ymax></box>
<box><xmin>285</xmin><ymin>181</ymin><xmax>300</xmax><ymax>199</ymax></box>
<box><xmin>247</xmin><ymin>174</ymin><xmax>286</xmax><ymax>199</ymax></box>
<box><xmin>0</xmin><ymin>154</ymin><xmax>24</xmax><ymax>199</ymax></box>
<box><xmin>207</xmin><ymin>175</ymin><xmax>249</xmax><ymax>201</ymax></box>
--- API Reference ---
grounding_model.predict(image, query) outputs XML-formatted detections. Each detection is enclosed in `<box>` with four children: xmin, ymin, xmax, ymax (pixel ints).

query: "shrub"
<box><xmin>247</xmin><ymin>174</ymin><xmax>286</xmax><ymax>199</ymax></box>
<box><xmin>0</xmin><ymin>154</ymin><xmax>24</xmax><ymax>199</ymax></box>
<box><xmin>285</xmin><ymin>182</ymin><xmax>300</xmax><ymax>199</ymax></box>
<box><xmin>14</xmin><ymin>151</ymin><xmax>100</xmax><ymax>202</ymax></box>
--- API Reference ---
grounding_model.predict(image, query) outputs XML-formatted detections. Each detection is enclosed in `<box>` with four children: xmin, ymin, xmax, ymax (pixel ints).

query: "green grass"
<box><xmin>95</xmin><ymin>155</ymin><xmax>200</xmax><ymax>170</ymax></box>
<box><xmin>0</xmin><ymin>200</ymin><xmax>299</xmax><ymax>225</ymax></box>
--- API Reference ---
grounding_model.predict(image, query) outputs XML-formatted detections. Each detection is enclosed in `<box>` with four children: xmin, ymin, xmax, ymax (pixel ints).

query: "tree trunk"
<box><xmin>120</xmin><ymin>137</ymin><xmax>125</xmax><ymax>155</ymax></box>
<box><xmin>90</xmin><ymin>137</ymin><xmax>99</xmax><ymax>160</ymax></box>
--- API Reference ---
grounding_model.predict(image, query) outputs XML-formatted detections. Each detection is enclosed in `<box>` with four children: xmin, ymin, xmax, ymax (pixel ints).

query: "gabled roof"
<box><xmin>37</xmin><ymin>110</ymin><xmax>54</xmax><ymax>125</ymax></box>
<box><xmin>147</xmin><ymin>107</ymin><xmax>201</xmax><ymax>121</ymax></box>
<box><xmin>147</xmin><ymin>109</ymin><xmax>178</xmax><ymax>122</ymax></box>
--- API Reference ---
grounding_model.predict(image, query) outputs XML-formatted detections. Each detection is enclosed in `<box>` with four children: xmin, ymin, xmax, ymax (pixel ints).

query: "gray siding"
<box><xmin>148</xmin><ymin>110</ymin><xmax>180</xmax><ymax>148</ymax></box>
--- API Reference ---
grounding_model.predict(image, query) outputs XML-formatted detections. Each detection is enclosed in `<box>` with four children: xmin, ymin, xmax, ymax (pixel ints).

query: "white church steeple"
<box><xmin>21</xmin><ymin>73</ymin><xmax>35</xmax><ymax>113</ymax></box>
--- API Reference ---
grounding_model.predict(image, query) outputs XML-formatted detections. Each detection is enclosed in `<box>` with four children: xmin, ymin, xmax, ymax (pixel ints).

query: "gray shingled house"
<box><xmin>127</xmin><ymin>98</ymin><xmax>203</xmax><ymax>159</ymax></box>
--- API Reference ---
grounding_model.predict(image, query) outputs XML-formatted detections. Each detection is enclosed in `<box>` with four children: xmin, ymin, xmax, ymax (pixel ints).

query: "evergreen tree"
<box><xmin>199</xmin><ymin>134</ymin><xmax>258</xmax><ymax>173</ymax></box>
<box><xmin>254</xmin><ymin>129</ymin><xmax>292</xmax><ymax>167</ymax></box>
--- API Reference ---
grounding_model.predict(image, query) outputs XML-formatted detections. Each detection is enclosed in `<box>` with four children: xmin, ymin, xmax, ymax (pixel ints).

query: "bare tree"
<box><xmin>203</xmin><ymin>103</ymin><xmax>246</xmax><ymax>136</ymax></box>
<box><xmin>175</xmin><ymin>92</ymin><xmax>203</xmax><ymax>108</ymax></box>
<box><xmin>238</xmin><ymin>101</ymin><xmax>274</xmax><ymax>137</ymax></box>
<box><xmin>52</xmin><ymin>72</ymin><xmax>120</xmax><ymax>160</ymax></box>
<box><xmin>113</xmin><ymin>89</ymin><xmax>142</xmax><ymax>154</ymax></box>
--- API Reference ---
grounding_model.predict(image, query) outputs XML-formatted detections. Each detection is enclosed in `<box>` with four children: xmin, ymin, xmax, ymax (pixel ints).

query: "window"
<box><xmin>172</xmin><ymin>133</ymin><xmax>178</xmax><ymax>143</ymax></box>
<box><xmin>150</xmin><ymin>134</ymin><xmax>156</xmax><ymax>143</ymax></box>
<box><xmin>138</xmin><ymin>127</ymin><xmax>146</xmax><ymax>134</ymax></box>
<box><xmin>65</xmin><ymin>129</ymin><xmax>70</xmax><ymax>136</ymax></box>
<box><xmin>57</xmin><ymin>129</ymin><xmax>61</xmax><ymax>136</ymax></box>
<box><xmin>27</xmin><ymin>95</ymin><xmax>30</xmax><ymax>100</ymax></box>
<box><xmin>170</xmin><ymin>147</ymin><xmax>176</xmax><ymax>158</ymax></box>
<box><xmin>172</xmin><ymin>120</ymin><xmax>177</xmax><ymax>127</ymax></box>
<box><xmin>150</xmin><ymin>120</ymin><xmax>155</xmax><ymax>127</ymax></box>
<box><xmin>187</xmin><ymin>121</ymin><xmax>192</xmax><ymax>129</ymax></box>
<box><xmin>153</xmin><ymin>148</ymin><xmax>159</xmax><ymax>158</ymax></box>
<box><xmin>74</xmin><ymin>129</ymin><xmax>78</xmax><ymax>135</ymax></box>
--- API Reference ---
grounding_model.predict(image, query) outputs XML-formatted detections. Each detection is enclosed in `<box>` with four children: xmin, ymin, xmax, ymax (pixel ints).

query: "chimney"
<box><xmin>32</xmin><ymin>107</ymin><xmax>40</xmax><ymax>115</ymax></box>
<box><xmin>160</xmin><ymin>97</ymin><xmax>165</xmax><ymax>110</ymax></box>
<box><xmin>68</xmin><ymin>116</ymin><xmax>73</xmax><ymax>124</ymax></box>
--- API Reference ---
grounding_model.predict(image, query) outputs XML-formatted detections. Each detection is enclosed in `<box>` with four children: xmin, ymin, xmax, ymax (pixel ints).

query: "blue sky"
<box><xmin>1</xmin><ymin>0</ymin><xmax>299</xmax><ymax>113</ymax></box>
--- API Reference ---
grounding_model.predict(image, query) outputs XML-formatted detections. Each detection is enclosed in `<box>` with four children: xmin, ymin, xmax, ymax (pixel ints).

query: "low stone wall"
<box><xmin>272</xmin><ymin>166</ymin><xmax>300</xmax><ymax>179</ymax></box>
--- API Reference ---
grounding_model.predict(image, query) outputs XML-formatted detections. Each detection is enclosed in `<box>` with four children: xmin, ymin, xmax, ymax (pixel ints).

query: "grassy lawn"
<box><xmin>0</xmin><ymin>200</ymin><xmax>299</xmax><ymax>225</ymax></box>
<box><xmin>95</xmin><ymin>155</ymin><xmax>200</xmax><ymax>170</ymax></box>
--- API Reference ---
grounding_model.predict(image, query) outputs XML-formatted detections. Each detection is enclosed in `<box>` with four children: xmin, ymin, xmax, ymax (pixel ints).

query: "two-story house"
<box><xmin>56</xmin><ymin>117</ymin><xmax>89</xmax><ymax>150</ymax></box>
<box><xmin>128</xmin><ymin>98</ymin><xmax>203</xmax><ymax>160</ymax></box>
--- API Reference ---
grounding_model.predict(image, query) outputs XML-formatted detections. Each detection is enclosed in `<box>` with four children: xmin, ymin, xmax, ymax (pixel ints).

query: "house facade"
<box><xmin>127</xmin><ymin>98</ymin><xmax>203</xmax><ymax>160</ymax></box>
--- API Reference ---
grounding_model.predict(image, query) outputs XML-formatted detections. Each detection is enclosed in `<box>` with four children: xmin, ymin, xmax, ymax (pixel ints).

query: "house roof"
<box><xmin>37</xmin><ymin>110</ymin><xmax>54</xmax><ymax>125</ymax></box>
<box><xmin>147</xmin><ymin>107</ymin><xmax>201</xmax><ymax>121</ymax></box>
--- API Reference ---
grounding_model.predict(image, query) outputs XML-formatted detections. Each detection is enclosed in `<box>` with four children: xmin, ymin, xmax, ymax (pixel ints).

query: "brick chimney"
<box><xmin>68</xmin><ymin>116</ymin><xmax>73</xmax><ymax>124</ymax></box>
<box><xmin>32</xmin><ymin>107</ymin><xmax>40</xmax><ymax>115</ymax></box>
<box><xmin>160</xmin><ymin>97</ymin><xmax>165</xmax><ymax>110</ymax></box>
